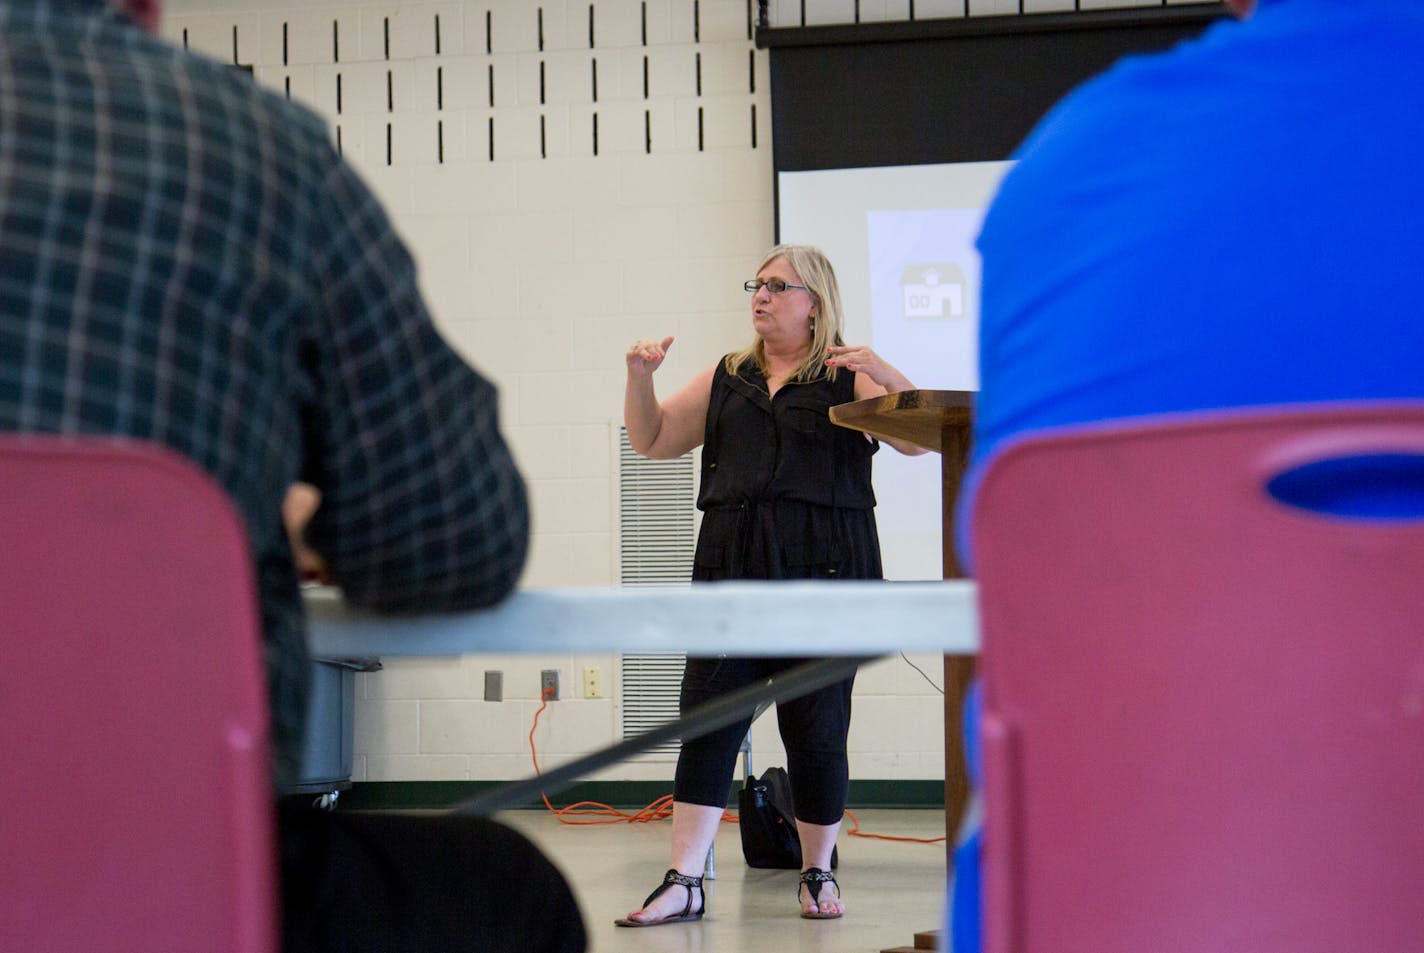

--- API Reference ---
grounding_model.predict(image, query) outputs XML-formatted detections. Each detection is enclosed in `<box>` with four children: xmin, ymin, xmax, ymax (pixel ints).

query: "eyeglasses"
<box><xmin>744</xmin><ymin>278</ymin><xmax>809</xmax><ymax>295</ymax></box>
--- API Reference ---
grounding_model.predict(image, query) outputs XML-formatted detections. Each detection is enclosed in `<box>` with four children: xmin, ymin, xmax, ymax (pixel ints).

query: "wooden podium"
<box><xmin>830</xmin><ymin>389</ymin><xmax>976</xmax><ymax>851</ymax></box>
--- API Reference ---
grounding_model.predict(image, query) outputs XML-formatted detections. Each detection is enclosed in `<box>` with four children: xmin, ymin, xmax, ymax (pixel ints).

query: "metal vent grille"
<box><xmin>615</xmin><ymin>425</ymin><xmax>696</xmax><ymax>759</ymax></box>
<box><xmin>617</xmin><ymin>426</ymin><xmax>698</xmax><ymax>587</ymax></box>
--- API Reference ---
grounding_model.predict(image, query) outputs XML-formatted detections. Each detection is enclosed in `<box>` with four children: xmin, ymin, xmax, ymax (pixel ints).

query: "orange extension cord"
<box><xmin>527</xmin><ymin>687</ymin><xmax>945</xmax><ymax>844</ymax></box>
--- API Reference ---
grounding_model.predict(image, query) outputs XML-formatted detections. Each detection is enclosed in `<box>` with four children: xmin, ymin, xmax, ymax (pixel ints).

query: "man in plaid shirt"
<box><xmin>0</xmin><ymin>2</ymin><xmax>583</xmax><ymax>951</ymax></box>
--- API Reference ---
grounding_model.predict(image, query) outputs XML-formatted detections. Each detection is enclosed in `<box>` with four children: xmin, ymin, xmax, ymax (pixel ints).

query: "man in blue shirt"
<box><xmin>971</xmin><ymin>0</ymin><xmax>1424</xmax><ymax>496</ymax></box>
<box><xmin>957</xmin><ymin>1</ymin><xmax>1424</xmax><ymax>950</ymax></box>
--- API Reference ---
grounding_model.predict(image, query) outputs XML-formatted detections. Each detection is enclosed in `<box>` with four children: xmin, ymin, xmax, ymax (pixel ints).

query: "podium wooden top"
<box><xmin>829</xmin><ymin>389</ymin><xmax>973</xmax><ymax>454</ymax></box>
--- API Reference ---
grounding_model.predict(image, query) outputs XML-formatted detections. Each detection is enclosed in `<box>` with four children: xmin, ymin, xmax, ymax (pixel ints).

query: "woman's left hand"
<box><xmin>825</xmin><ymin>344</ymin><xmax>910</xmax><ymax>391</ymax></box>
<box><xmin>828</xmin><ymin>345</ymin><xmax>927</xmax><ymax>456</ymax></box>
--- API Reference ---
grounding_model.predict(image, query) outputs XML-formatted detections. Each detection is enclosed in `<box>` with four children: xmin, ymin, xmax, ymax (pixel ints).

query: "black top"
<box><xmin>698</xmin><ymin>360</ymin><xmax>877</xmax><ymax>511</ymax></box>
<box><xmin>693</xmin><ymin>359</ymin><xmax>882</xmax><ymax>581</ymax></box>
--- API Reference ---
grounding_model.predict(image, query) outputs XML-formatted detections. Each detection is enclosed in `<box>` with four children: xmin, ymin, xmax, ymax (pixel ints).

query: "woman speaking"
<box><xmin>617</xmin><ymin>244</ymin><xmax>925</xmax><ymax>927</ymax></box>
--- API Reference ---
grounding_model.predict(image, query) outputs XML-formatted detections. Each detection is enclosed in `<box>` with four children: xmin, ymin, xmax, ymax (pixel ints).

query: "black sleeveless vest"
<box><xmin>697</xmin><ymin>358</ymin><xmax>876</xmax><ymax>511</ymax></box>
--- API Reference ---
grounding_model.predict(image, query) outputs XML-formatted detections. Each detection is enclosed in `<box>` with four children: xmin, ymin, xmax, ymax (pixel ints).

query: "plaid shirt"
<box><xmin>0</xmin><ymin>0</ymin><xmax>529</xmax><ymax>788</ymax></box>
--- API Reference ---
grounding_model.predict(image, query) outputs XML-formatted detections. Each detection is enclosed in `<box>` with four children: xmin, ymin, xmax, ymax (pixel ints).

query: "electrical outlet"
<box><xmin>541</xmin><ymin>669</ymin><xmax>560</xmax><ymax>701</ymax></box>
<box><xmin>483</xmin><ymin>670</ymin><xmax>503</xmax><ymax>702</ymax></box>
<box><xmin>583</xmin><ymin>667</ymin><xmax>602</xmax><ymax>699</ymax></box>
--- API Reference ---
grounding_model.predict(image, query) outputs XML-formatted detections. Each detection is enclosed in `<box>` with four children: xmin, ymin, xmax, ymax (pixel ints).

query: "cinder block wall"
<box><xmin>164</xmin><ymin>0</ymin><xmax>1178</xmax><ymax>787</ymax></box>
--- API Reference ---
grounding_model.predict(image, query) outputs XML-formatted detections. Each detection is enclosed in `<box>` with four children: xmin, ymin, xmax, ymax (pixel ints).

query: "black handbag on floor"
<box><xmin>738</xmin><ymin>767</ymin><xmax>838</xmax><ymax>869</ymax></box>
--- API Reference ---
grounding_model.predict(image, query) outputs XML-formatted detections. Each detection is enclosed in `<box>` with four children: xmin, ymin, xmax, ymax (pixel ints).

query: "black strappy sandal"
<box><xmin>798</xmin><ymin>867</ymin><xmax>843</xmax><ymax>920</ymax></box>
<box><xmin>614</xmin><ymin>868</ymin><xmax>706</xmax><ymax>927</ymax></box>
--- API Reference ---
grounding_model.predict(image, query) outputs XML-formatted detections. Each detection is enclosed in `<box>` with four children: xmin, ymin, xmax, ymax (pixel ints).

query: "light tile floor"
<box><xmin>499</xmin><ymin>808</ymin><xmax>949</xmax><ymax>953</ymax></box>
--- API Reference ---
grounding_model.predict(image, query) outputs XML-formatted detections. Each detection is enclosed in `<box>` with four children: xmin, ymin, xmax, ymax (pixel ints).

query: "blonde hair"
<box><xmin>725</xmin><ymin>244</ymin><xmax>846</xmax><ymax>383</ymax></box>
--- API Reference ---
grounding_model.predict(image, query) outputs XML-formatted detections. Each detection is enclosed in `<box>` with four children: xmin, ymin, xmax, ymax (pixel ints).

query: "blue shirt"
<box><xmin>964</xmin><ymin>0</ymin><xmax>1424</xmax><ymax>560</ymax></box>
<box><xmin>0</xmin><ymin>0</ymin><xmax>529</xmax><ymax>786</ymax></box>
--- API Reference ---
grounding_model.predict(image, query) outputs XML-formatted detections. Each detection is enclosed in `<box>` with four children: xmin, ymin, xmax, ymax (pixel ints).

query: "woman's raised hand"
<box><xmin>627</xmin><ymin>336</ymin><xmax>676</xmax><ymax>377</ymax></box>
<box><xmin>824</xmin><ymin>344</ymin><xmax>911</xmax><ymax>390</ymax></box>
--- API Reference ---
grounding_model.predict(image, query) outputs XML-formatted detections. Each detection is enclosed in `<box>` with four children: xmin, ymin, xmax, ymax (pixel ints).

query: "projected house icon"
<box><xmin>901</xmin><ymin>264</ymin><xmax>965</xmax><ymax>319</ymax></box>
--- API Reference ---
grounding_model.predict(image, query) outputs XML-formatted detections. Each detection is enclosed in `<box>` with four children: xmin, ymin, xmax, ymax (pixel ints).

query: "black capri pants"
<box><xmin>672</xmin><ymin>655</ymin><xmax>855</xmax><ymax>826</ymax></box>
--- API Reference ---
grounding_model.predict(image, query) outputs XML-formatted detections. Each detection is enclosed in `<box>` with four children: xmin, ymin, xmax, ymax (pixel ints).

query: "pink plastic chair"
<box><xmin>969</xmin><ymin>402</ymin><xmax>1424</xmax><ymax>953</ymax></box>
<box><xmin>0</xmin><ymin>436</ymin><xmax>277</xmax><ymax>952</ymax></box>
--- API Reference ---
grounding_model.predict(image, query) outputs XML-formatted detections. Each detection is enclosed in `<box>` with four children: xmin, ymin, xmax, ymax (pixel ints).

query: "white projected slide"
<box><xmin>778</xmin><ymin>161</ymin><xmax>1013</xmax><ymax>579</ymax></box>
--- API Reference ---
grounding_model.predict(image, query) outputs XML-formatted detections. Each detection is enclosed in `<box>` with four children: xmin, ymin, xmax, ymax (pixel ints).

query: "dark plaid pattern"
<box><xmin>0</xmin><ymin>0</ymin><xmax>529</xmax><ymax>787</ymax></box>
